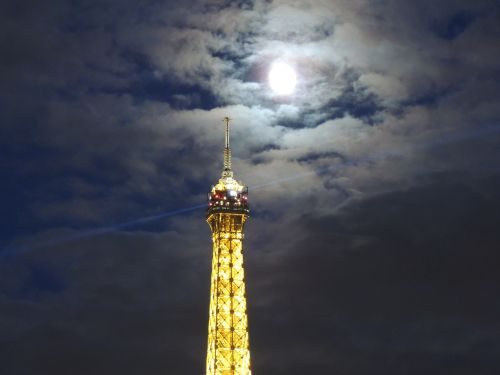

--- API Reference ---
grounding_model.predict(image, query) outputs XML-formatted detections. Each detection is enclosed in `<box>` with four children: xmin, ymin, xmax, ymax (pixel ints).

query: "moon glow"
<box><xmin>268</xmin><ymin>61</ymin><xmax>297</xmax><ymax>95</ymax></box>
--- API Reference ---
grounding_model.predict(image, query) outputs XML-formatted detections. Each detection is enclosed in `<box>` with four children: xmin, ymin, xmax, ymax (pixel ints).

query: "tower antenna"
<box><xmin>222</xmin><ymin>116</ymin><xmax>233</xmax><ymax>178</ymax></box>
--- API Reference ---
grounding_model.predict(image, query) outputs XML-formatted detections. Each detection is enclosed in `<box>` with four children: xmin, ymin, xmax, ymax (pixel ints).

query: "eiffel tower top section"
<box><xmin>207</xmin><ymin>117</ymin><xmax>249</xmax><ymax>216</ymax></box>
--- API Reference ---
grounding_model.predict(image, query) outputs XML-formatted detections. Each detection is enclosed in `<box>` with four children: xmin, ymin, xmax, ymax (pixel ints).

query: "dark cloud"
<box><xmin>1</xmin><ymin>0</ymin><xmax>500</xmax><ymax>374</ymax></box>
<box><xmin>247</xmin><ymin>173</ymin><xmax>500</xmax><ymax>375</ymax></box>
<box><xmin>0</xmin><ymin>225</ymin><xmax>210</xmax><ymax>375</ymax></box>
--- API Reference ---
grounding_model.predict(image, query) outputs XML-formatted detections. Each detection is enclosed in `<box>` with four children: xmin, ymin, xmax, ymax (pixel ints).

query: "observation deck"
<box><xmin>207</xmin><ymin>176</ymin><xmax>249</xmax><ymax>216</ymax></box>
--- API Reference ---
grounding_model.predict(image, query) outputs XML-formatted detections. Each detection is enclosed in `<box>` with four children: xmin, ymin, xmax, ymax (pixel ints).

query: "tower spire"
<box><xmin>222</xmin><ymin>116</ymin><xmax>233</xmax><ymax>178</ymax></box>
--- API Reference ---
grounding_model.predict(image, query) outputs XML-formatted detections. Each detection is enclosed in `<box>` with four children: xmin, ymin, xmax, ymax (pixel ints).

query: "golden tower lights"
<box><xmin>205</xmin><ymin>117</ymin><xmax>252</xmax><ymax>375</ymax></box>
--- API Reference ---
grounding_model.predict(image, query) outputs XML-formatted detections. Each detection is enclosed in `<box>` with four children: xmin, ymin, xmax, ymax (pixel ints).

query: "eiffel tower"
<box><xmin>205</xmin><ymin>117</ymin><xmax>252</xmax><ymax>375</ymax></box>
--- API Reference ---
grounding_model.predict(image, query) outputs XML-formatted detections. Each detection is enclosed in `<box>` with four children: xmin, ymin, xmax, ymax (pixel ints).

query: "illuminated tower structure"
<box><xmin>205</xmin><ymin>117</ymin><xmax>252</xmax><ymax>375</ymax></box>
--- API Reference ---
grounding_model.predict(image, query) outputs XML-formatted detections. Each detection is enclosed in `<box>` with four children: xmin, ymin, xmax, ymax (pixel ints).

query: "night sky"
<box><xmin>1</xmin><ymin>1</ymin><xmax>500</xmax><ymax>374</ymax></box>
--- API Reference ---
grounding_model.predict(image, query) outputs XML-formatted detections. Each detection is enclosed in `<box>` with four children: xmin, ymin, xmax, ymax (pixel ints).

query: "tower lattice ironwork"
<box><xmin>205</xmin><ymin>117</ymin><xmax>252</xmax><ymax>375</ymax></box>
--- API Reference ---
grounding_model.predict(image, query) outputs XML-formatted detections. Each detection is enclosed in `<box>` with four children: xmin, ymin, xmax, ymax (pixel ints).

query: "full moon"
<box><xmin>268</xmin><ymin>61</ymin><xmax>297</xmax><ymax>95</ymax></box>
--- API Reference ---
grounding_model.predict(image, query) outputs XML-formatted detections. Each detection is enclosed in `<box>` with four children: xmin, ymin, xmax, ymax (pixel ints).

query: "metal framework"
<box><xmin>206</xmin><ymin>117</ymin><xmax>252</xmax><ymax>375</ymax></box>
